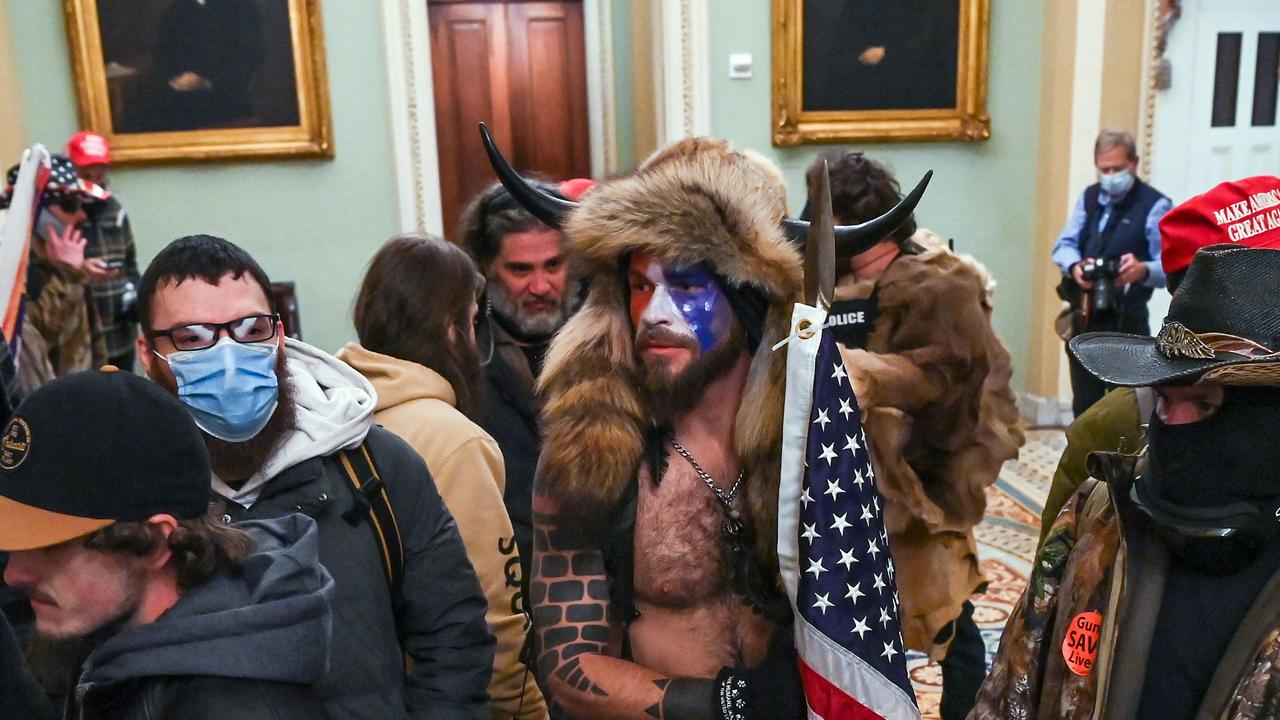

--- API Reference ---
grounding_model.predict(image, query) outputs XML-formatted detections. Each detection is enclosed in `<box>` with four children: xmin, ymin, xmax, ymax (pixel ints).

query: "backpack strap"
<box><xmin>338</xmin><ymin>442</ymin><xmax>405</xmax><ymax>592</ymax></box>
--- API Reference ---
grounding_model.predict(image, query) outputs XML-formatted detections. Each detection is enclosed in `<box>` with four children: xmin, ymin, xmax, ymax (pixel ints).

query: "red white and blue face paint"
<box><xmin>629</xmin><ymin>254</ymin><xmax>733</xmax><ymax>354</ymax></box>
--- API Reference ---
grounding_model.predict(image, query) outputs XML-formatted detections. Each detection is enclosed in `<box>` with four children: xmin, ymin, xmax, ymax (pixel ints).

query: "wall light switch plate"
<box><xmin>729</xmin><ymin>53</ymin><xmax>753</xmax><ymax>79</ymax></box>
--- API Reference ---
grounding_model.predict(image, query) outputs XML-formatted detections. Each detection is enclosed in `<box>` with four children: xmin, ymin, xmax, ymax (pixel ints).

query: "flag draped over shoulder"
<box><xmin>777</xmin><ymin>302</ymin><xmax>920</xmax><ymax>720</ymax></box>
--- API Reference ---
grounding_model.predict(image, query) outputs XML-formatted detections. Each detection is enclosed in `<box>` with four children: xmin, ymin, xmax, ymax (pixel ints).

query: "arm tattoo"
<box><xmin>645</xmin><ymin>678</ymin><xmax>717</xmax><ymax>720</ymax></box>
<box><xmin>531</xmin><ymin>510</ymin><xmax>614</xmax><ymax>700</ymax></box>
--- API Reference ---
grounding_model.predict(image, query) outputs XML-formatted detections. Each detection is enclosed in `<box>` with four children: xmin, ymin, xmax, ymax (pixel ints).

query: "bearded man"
<box><xmin>482</xmin><ymin>131</ymin><xmax>923</xmax><ymax>719</ymax></box>
<box><xmin>459</xmin><ymin>182</ymin><xmax>578</xmax><ymax>588</ymax></box>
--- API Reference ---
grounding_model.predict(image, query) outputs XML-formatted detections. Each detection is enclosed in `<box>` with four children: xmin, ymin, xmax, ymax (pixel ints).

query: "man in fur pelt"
<box><xmin>810</xmin><ymin>151</ymin><xmax>1024</xmax><ymax>720</ymax></box>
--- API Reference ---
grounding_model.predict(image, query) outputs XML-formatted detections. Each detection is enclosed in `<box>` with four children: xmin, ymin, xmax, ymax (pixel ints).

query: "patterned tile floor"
<box><xmin>907</xmin><ymin>429</ymin><xmax>1066</xmax><ymax>719</ymax></box>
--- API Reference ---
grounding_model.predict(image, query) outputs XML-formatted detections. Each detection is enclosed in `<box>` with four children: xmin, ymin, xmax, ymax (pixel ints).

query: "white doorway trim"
<box><xmin>381</xmin><ymin>0</ymin><xmax>443</xmax><ymax>235</ymax></box>
<box><xmin>656</xmin><ymin>0</ymin><xmax>711</xmax><ymax>143</ymax></box>
<box><xmin>584</xmin><ymin>0</ymin><xmax>617</xmax><ymax>176</ymax></box>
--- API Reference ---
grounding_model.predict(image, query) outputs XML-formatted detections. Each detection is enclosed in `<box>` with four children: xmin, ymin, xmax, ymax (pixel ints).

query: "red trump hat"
<box><xmin>65</xmin><ymin>131</ymin><xmax>111</xmax><ymax>167</ymax></box>
<box><xmin>1161</xmin><ymin>175</ymin><xmax>1280</xmax><ymax>275</ymax></box>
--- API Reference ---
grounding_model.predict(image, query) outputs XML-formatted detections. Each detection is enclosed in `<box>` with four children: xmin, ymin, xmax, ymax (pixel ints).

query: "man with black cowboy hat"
<box><xmin>0</xmin><ymin>367</ymin><xmax>335</xmax><ymax>719</ymax></box>
<box><xmin>479</xmin><ymin>127</ymin><xmax>926</xmax><ymax>719</ymax></box>
<box><xmin>974</xmin><ymin>243</ymin><xmax>1280</xmax><ymax>720</ymax></box>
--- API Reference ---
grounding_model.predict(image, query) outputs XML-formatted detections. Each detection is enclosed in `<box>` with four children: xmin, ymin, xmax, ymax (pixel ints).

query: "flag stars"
<box><xmin>845</xmin><ymin>582</ymin><xmax>865</xmax><ymax>604</ymax></box>
<box><xmin>800</xmin><ymin>487</ymin><xmax>814</xmax><ymax>509</ymax></box>
<box><xmin>825</xmin><ymin>478</ymin><xmax>845</xmax><ymax>501</ymax></box>
<box><xmin>819</xmin><ymin>444</ymin><xmax>838</xmax><ymax>465</ymax></box>
<box><xmin>852</xmin><ymin>469</ymin><xmax>866</xmax><ymax>490</ymax></box>
<box><xmin>814</xmin><ymin>408</ymin><xmax>831</xmax><ymax>431</ymax></box>
<box><xmin>845</xmin><ymin>433</ymin><xmax>861</xmax><ymax>454</ymax></box>
<box><xmin>832</xmin><ymin>362</ymin><xmax>848</xmax><ymax>384</ymax></box>
<box><xmin>837</xmin><ymin>547</ymin><xmax>858</xmax><ymax>571</ymax></box>
<box><xmin>873</xmin><ymin>573</ymin><xmax>887</xmax><ymax>595</ymax></box>
<box><xmin>801</xmin><ymin>523</ymin><xmax>821</xmax><ymax>543</ymax></box>
<box><xmin>812</xmin><ymin>593</ymin><xmax>834</xmax><ymax>615</ymax></box>
<box><xmin>867</xmin><ymin>538</ymin><xmax>881</xmax><ymax>560</ymax></box>
<box><xmin>830</xmin><ymin>513</ymin><xmax>852</xmax><ymax>536</ymax></box>
<box><xmin>860</xmin><ymin>504</ymin><xmax>875</xmax><ymax>526</ymax></box>
<box><xmin>881</xmin><ymin>641</ymin><xmax>899</xmax><ymax>662</ymax></box>
<box><xmin>851</xmin><ymin>617</ymin><xmax>871</xmax><ymax>639</ymax></box>
<box><xmin>806</xmin><ymin>557</ymin><xmax>828</xmax><ymax>579</ymax></box>
<box><xmin>879</xmin><ymin>606</ymin><xmax>892</xmax><ymax>628</ymax></box>
<box><xmin>838</xmin><ymin>397</ymin><xmax>854</xmax><ymax>421</ymax></box>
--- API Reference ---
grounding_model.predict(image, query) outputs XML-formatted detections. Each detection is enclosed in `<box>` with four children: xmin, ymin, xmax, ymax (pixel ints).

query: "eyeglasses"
<box><xmin>147</xmin><ymin>314</ymin><xmax>280</xmax><ymax>351</ymax></box>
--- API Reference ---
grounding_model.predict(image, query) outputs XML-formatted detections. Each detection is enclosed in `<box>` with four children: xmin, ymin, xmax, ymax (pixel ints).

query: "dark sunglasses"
<box><xmin>147</xmin><ymin>314</ymin><xmax>280</xmax><ymax>352</ymax></box>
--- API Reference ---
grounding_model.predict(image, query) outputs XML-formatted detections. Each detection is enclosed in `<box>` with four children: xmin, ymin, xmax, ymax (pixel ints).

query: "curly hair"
<box><xmin>805</xmin><ymin>150</ymin><xmax>917</xmax><ymax>244</ymax></box>
<box><xmin>83</xmin><ymin>509</ymin><xmax>256</xmax><ymax>590</ymax></box>
<box><xmin>456</xmin><ymin>181</ymin><xmax>567</xmax><ymax>269</ymax></box>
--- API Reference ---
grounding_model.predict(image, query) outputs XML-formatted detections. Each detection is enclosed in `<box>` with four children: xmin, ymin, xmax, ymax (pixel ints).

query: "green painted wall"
<box><xmin>1</xmin><ymin>0</ymin><xmax>399</xmax><ymax>354</ymax></box>
<box><xmin>708</xmin><ymin>0</ymin><xmax>1046</xmax><ymax>390</ymax></box>
<box><xmin>610</xmin><ymin>0</ymin><xmax>636</xmax><ymax>172</ymax></box>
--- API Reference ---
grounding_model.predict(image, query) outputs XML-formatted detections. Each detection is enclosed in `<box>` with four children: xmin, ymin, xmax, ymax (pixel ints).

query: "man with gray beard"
<box><xmin>459</xmin><ymin>183</ymin><xmax>578</xmax><ymax>590</ymax></box>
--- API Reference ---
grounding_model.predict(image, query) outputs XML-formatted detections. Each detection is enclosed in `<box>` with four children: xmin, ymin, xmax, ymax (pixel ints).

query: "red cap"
<box><xmin>65</xmin><ymin>131</ymin><xmax>111</xmax><ymax>167</ymax></box>
<box><xmin>558</xmin><ymin>178</ymin><xmax>595</xmax><ymax>201</ymax></box>
<box><xmin>1161</xmin><ymin>175</ymin><xmax>1280</xmax><ymax>274</ymax></box>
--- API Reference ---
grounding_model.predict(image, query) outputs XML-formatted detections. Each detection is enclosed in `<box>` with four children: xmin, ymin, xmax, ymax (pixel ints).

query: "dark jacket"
<box><xmin>476</xmin><ymin>313</ymin><xmax>543</xmax><ymax>589</ymax></box>
<box><xmin>218</xmin><ymin>340</ymin><xmax>494</xmax><ymax>720</ymax></box>
<box><xmin>69</xmin><ymin>515</ymin><xmax>334</xmax><ymax>720</ymax></box>
<box><xmin>1</xmin><ymin>611</ymin><xmax>55</xmax><ymax>720</ymax></box>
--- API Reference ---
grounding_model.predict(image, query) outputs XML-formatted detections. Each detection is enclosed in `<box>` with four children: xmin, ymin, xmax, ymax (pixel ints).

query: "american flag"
<box><xmin>777</xmin><ymin>304</ymin><xmax>919</xmax><ymax>720</ymax></box>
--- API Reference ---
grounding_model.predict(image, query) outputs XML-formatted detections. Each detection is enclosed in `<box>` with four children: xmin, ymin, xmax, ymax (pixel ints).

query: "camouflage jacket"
<box><xmin>973</xmin><ymin>453</ymin><xmax>1280</xmax><ymax>720</ymax></box>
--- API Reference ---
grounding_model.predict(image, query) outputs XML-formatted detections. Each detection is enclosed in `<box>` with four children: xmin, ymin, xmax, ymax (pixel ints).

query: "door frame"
<box><xmin>382</xmin><ymin>0</ymin><xmax>617</xmax><ymax>235</ymax></box>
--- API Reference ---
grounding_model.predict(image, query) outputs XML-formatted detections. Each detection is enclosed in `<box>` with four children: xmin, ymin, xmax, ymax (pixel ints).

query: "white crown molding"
<box><xmin>381</xmin><ymin>0</ymin><xmax>443</xmax><ymax>235</ymax></box>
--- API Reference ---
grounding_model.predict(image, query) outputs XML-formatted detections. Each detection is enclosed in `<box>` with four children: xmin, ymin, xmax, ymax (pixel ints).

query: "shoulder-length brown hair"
<box><xmin>353</xmin><ymin>234</ymin><xmax>486</xmax><ymax>417</ymax></box>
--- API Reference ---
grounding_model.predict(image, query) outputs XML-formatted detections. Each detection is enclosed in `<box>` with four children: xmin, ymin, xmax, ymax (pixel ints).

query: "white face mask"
<box><xmin>1099</xmin><ymin>169</ymin><xmax>1135</xmax><ymax>198</ymax></box>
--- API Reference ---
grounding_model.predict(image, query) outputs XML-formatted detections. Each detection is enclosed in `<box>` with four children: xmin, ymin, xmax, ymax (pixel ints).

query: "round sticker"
<box><xmin>0</xmin><ymin>418</ymin><xmax>32</xmax><ymax>471</ymax></box>
<box><xmin>1062</xmin><ymin>611</ymin><xmax>1102</xmax><ymax>676</ymax></box>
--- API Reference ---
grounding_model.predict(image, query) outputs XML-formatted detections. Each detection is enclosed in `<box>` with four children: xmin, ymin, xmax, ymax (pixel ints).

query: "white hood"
<box><xmin>213</xmin><ymin>338</ymin><xmax>377</xmax><ymax>507</ymax></box>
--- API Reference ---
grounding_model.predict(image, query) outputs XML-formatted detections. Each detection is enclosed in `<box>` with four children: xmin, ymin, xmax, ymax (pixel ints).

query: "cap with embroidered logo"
<box><xmin>0</xmin><ymin>367</ymin><xmax>211</xmax><ymax>551</ymax></box>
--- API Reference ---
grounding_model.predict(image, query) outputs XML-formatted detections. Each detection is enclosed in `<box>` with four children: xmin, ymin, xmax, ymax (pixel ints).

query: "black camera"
<box><xmin>1080</xmin><ymin>257</ymin><xmax>1121</xmax><ymax>313</ymax></box>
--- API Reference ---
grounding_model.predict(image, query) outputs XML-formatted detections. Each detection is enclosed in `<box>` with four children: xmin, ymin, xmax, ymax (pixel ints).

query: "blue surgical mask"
<box><xmin>1099</xmin><ymin>169</ymin><xmax>1135</xmax><ymax>198</ymax></box>
<box><xmin>158</xmin><ymin>336</ymin><xmax>280</xmax><ymax>442</ymax></box>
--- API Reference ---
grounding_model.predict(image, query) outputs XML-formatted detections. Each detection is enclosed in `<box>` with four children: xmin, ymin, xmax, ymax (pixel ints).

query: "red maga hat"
<box><xmin>65</xmin><ymin>131</ymin><xmax>111</xmax><ymax>167</ymax></box>
<box><xmin>1161</xmin><ymin>175</ymin><xmax>1280</xmax><ymax>275</ymax></box>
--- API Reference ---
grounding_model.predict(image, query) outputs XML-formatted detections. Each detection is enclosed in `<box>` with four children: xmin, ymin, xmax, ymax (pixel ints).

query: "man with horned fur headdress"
<box><xmin>482</xmin><ymin>132</ymin><xmax>923</xmax><ymax>719</ymax></box>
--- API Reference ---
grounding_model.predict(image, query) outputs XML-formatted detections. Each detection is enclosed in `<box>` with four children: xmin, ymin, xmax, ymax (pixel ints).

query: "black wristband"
<box><xmin>714</xmin><ymin>667</ymin><xmax>749</xmax><ymax>720</ymax></box>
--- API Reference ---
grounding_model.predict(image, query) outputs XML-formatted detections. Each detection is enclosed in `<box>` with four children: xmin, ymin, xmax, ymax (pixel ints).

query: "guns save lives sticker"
<box><xmin>1062</xmin><ymin>611</ymin><xmax>1102</xmax><ymax>676</ymax></box>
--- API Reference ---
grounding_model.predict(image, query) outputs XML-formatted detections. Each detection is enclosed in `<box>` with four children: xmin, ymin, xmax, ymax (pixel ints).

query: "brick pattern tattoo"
<box><xmin>531</xmin><ymin>509</ymin><xmax>613</xmax><ymax>701</ymax></box>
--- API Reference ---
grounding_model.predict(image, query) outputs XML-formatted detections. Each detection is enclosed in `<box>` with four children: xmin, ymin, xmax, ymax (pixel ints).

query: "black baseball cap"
<box><xmin>0</xmin><ymin>367</ymin><xmax>211</xmax><ymax>551</ymax></box>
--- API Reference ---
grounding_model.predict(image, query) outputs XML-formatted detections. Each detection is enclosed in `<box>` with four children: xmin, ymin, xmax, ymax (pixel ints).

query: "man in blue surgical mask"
<box><xmin>1052</xmin><ymin>129</ymin><xmax>1172</xmax><ymax>416</ymax></box>
<box><xmin>136</xmin><ymin>234</ymin><xmax>494</xmax><ymax>720</ymax></box>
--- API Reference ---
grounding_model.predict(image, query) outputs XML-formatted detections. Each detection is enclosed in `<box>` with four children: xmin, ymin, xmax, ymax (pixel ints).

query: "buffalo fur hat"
<box><xmin>537</xmin><ymin>137</ymin><xmax>801</xmax><ymax>575</ymax></box>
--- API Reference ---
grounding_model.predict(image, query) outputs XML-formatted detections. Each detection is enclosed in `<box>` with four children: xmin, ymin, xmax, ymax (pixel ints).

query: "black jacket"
<box><xmin>1</xmin><ymin>612</ymin><xmax>54</xmax><ymax>720</ymax></box>
<box><xmin>224</xmin><ymin>425</ymin><xmax>494</xmax><ymax>720</ymax></box>
<box><xmin>69</xmin><ymin>515</ymin><xmax>333</xmax><ymax>720</ymax></box>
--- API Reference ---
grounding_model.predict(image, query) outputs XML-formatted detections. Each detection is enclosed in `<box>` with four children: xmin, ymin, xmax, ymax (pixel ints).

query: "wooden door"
<box><xmin>429</xmin><ymin>0</ymin><xmax>590</xmax><ymax>242</ymax></box>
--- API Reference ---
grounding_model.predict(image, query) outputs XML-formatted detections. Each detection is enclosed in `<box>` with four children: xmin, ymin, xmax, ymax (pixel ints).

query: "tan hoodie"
<box><xmin>337</xmin><ymin>343</ymin><xmax>547</xmax><ymax>720</ymax></box>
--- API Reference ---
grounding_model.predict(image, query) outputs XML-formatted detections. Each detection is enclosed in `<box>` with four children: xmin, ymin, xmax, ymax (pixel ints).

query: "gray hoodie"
<box><xmin>75</xmin><ymin>514</ymin><xmax>334</xmax><ymax>701</ymax></box>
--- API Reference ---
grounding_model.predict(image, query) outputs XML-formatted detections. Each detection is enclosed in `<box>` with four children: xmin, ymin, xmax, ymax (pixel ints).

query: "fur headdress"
<box><xmin>537</xmin><ymin>138</ymin><xmax>801</xmax><ymax>573</ymax></box>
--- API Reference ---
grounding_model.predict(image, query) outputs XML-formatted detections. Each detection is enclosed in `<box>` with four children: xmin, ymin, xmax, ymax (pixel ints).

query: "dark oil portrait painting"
<box><xmin>96</xmin><ymin>0</ymin><xmax>300</xmax><ymax>133</ymax></box>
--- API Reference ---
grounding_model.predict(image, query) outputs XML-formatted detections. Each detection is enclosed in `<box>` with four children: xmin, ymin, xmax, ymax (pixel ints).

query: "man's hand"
<box><xmin>1116</xmin><ymin>253</ymin><xmax>1148</xmax><ymax>286</ymax></box>
<box><xmin>82</xmin><ymin>258</ymin><xmax>120</xmax><ymax>283</ymax></box>
<box><xmin>1071</xmin><ymin>260</ymin><xmax>1094</xmax><ymax>290</ymax></box>
<box><xmin>43</xmin><ymin>221</ymin><xmax>86</xmax><ymax>271</ymax></box>
<box><xmin>168</xmin><ymin>71</ymin><xmax>209</xmax><ymax>92</ymax></box>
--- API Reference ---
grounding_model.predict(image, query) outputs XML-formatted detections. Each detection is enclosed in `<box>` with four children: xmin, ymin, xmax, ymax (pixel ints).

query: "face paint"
<box><xmin>629</xmin><ymin>255</ymin><xmax>731</xmax><ymax>353</ymax></box>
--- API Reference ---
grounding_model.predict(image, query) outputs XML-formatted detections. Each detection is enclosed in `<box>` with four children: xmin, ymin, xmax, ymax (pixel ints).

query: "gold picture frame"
<box><xmin>771</xmin><ymin>0</ymin><xmax>991</xmax><ymax>146</ymax></box>
<box><xmin>63</xmin><ymin>0</ymin><xmax>333</xmax><ymax>163</ymax></box>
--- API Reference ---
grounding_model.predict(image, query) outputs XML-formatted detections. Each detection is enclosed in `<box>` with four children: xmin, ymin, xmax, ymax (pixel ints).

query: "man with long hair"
<box><xmin>0</xmin><ymin>368</ymin><xmax>334</xmax><ymax>718</ymax></box>
<box><xmin>340</xmin><ymin>233</ymin><xmax>547</xmax><ymax>720</ymax></box>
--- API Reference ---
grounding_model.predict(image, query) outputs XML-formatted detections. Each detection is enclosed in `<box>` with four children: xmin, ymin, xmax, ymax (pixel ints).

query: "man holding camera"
<box><xmin>1053</xmin><ymin>129</ymin><xmax>1171</xmax><ymax>416</ymax></box>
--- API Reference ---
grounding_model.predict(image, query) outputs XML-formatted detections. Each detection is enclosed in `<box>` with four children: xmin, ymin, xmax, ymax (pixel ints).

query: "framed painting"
<box><xmin>771</xmin><ymin>0</ymin><xmax>991</xmax><ymax>145</ymax></box>
<box><xmin>63</xmin><ymin>0</ymin><xmax>333</xmax><ymax>163</ymax></box>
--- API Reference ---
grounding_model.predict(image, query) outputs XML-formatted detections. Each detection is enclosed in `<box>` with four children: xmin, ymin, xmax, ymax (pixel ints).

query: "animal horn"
<box><xmin>782</xmin><ymin>170</ymin><xmax>933</xmax><ymax>256</ymax></box>
<box><xmin>479</xmin><ymin>122</ymin><xmax>579</xmax><ymax>229</ymax></box>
